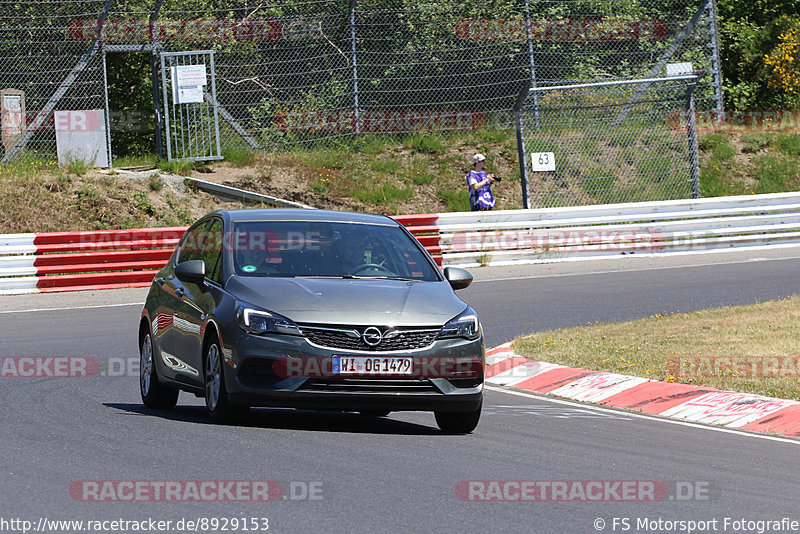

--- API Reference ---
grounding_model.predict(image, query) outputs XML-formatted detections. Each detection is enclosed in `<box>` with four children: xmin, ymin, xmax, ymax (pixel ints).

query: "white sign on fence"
<box><xmin>171</xmin><ymin>64</ymin><xmax>207</xmax><ymax>104</ymax></box>
<box><xmin>666</xmin><ymin>62</ymin><xmax>693</xmax><ymax>77</ymax></box>
<box><xmin>530</xmin><ymin>152</ymin><xmax>556</xmax><ymax>172</ymax></box>
<box><xmin>54</xmin><ymin>110</ymin><xmax>108</xmax><ymax>168</ymax></box>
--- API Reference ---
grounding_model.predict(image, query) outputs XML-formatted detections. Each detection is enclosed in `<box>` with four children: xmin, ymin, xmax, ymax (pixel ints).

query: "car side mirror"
<box><xmin>443</xmin><ymin>267</ymin><xmax>473</xmax><ymax>290</ymax></box>
<box><xmin>175</xmin><ymin>260</ymin><xmax>206</xmax><ymax>285</ymax></box>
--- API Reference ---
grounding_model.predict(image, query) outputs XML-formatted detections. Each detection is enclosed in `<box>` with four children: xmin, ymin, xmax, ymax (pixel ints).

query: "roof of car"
<box><xmin>217</xmin><ymin>209</ymin><xmax>399</xmax><ymax>226</ymax></box>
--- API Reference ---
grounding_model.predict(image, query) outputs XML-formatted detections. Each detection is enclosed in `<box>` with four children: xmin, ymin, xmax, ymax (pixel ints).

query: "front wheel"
<box><xmin>434</xmin><ymin>401</ymin><xmax>481</xmax><ymax>434</ymax></box>
<box><xmin>139</xmin><ymin>330</ymin><xmax>178</xmax><ymax>410</ymax></box>
<box><xmin>205</xmin><ymin>339</ymin><xmax>248</xmax><ymax>423</ymax></box>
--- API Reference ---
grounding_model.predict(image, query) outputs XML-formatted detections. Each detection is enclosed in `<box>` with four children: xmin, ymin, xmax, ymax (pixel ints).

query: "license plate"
<box><xmin>332</xmin><ymin>356</ymin><xmax>413</xmax><ymax>375</ymax></box>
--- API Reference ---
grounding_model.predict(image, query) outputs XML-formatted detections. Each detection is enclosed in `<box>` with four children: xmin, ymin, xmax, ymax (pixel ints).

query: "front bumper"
<box><xmin>223</xmin><ymin>331</ymin><xmax>485</xmax><ymax>413</ymax></box>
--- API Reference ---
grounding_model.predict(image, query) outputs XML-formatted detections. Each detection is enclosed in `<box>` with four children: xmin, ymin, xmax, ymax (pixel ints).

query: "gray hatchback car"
<box><xmin>138</xmin><ymin>209</ymin><xmax>484</xmax><ymax>433</ymax></box>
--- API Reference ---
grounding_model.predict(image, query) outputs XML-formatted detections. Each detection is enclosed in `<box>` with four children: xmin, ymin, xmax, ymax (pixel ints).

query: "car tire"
<box><xmin>204</xmin><ymin>339</ymin><xmax>248</xmax><ymax>423</ymax></box>
<box><xmin>434</xmin><ymin>401</ymin><xmax>482</xmax><ymax>434</ymax></box>
<box><xmin>359</xmin><ymin>410</ymin><xmax>391</xmax><ymax>417</ymax></box>
<box><xmin>139</xmin><ymin>329</ymin><xmax>179</xmax><ymax>410</ymax></box>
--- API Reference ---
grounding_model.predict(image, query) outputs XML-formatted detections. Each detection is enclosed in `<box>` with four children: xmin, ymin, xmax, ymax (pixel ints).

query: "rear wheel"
<box><xmin>205</xmin><ymin>339</ymin><xmax>248</xmax><ymax>423</ymax></box>
<box><xmin>434</xmin><ymin>401</ymin><xmax>481</xmax><ymax>434</ymax></box>
<box><xmin>139</xmin><ymin>330</ymin><xmax>178</xmax><ymax>409</ymax></box>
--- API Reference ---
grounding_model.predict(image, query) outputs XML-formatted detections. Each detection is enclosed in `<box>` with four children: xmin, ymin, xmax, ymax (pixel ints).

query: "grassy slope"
<box><xmin>0</xmin><ymin>130</ymin><xmax>799</xmax><ymax>233</ymax></box>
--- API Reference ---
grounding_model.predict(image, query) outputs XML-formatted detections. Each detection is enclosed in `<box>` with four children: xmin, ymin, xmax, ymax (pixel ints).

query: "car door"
<box><xmin>160</xmin><ymin>219</ymin><xmax>212</xmax><ymax>385</ymax></box>
<box><xmin>171</xmin><ymin>217</ymin><xmax>224</xmax><ymax>385</ymax></box>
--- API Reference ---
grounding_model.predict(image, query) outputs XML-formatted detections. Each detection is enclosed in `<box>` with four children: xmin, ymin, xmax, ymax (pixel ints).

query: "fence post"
<box><xmin>101</xmin><ymin>44</ymin><xmax>113</xmax><ymax>169</ymax></box>
<box><xmin>686</xmin><ymin>84</ymin><xmax>701</xmax><ymax>199</ymax></box>
<box><xmin>348</xmin><ymin>0</ymin><xmax>360</xmax><ymax>135</ymax></box>
<box><xmin>514</xmin><ymin>81</ymin><xmax>532</xmax><ymax>209</ymax></box>
<box><xmin>706</xmin><ymin>0</ymin><xmax>725</xmax><ymax>120</ymax></box>
<box><xmin>149</xmin><ymin>0</ymin><xmax>165</xmax><ymax>160</ymax></box>
<box><xmin>523</xmin><ymin>0</ymin><xmax>539</xmax><ymax>131</ymax></box>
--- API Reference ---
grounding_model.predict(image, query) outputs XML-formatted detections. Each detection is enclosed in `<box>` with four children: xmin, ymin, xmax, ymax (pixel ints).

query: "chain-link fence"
<box><xmin>515</xmin><ymin>75</ymin><xmax>701</xmax><ymax>208</ymax></box>
<box><xmin>0</xmin><ymin>0</ymin><xmax>722</xmax><ymax>175</ymax></box>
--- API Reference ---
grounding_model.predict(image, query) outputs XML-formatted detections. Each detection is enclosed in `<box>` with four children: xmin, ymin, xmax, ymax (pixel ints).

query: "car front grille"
<box><xmin>298</xmin><ymin>324</ymin><xmax>440</xmax><ymax>352</ymax></box>
<box><xmin>299</xmin><ymin>378</ymin><xmax>440</xmax><ymax>394</ymax></box>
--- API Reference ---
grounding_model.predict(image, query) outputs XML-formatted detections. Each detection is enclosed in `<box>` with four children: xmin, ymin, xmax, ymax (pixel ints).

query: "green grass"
<box><xmin>351</xmin><ymin>183</ymin><xmax>413</xmax><ymax>206</ymax></box>
<box><xmin>112</xmin><ymin>154</ymin><xmax>157</xmax><ymax>168</ymax></box>
<box><xmin>133</xmin><ymin>191</ymin><xmax>156</xmax><ymax>216</ymax></box>
<box><xmin>358</xmin><ymin>136</ymin><xmax>390</xmax><ymax>156</ymax></box>
<box><xmin>772</xmin><ymin>133</ymin><xmax>800</xmax><ymax>156</ymax></box>
<box><xmin>740</xmin><ymin>133</ymin><xmax>771</xmax><ymax>153</ymax></box>
<box><xmin>437</xmin><ymin>189</ymin><xmax>470</xmax><ymax>212</ymax></box>
<box><xmin>148</xmin><ymin>174</ymin><xmax>163</xmax><ymax>191</ymax></box>
<box><xmin>368</xmin><ymin>159</ymin><xmax>401</xmax><ymax>174</ymax></box>
<box><xmin>64</xmin><ymin>155</ymin><xmax>94</xmax><ymax>177</ymax></box>
<box><xmin>404</xmin><ymin>133</ymin><xmax>446</xmax><ymax>153</ymax></box>
<box><xmin>753</xmin><ymin>155</ymin><xmax>800</xmax><ymax>194</ymax></box>
<box><xmin>76</xmin><ymin>185</ymin><xmax>102</xmax><ymax>209</ymax></box>
<box><xmin>511</xmin><ymin>295</ymin><xmax>800</xmax><ymax>400</ymax></box>
<box><xmin>157</xmin><ymin>159</ymin><xmax>200</xmax><ymax>176</ymax></box>
<box><xmin>698</xmin><ymin>133</ymin><xmax>735</xmax><ymax>160</ymax></box>
<box><xmin>296</xmin><ymin>147</ymin><xmax>351</xmax><ymax>169</ymax></box>
<box><xmin>222</xmin><ymin>147</ymin><xmax>259</xmax><ymax>167</ymax></box>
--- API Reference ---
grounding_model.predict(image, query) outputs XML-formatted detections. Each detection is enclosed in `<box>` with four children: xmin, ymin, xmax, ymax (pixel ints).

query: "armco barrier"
<box><xmin>395</xmin><ymin>192</ymin><xmax>800</xmax><ymax>267</ymax></box>
<box><xmin>3</xmin><ymin>192</ymin><xmax>800</xmax><ymax>295</ymax></box>
<box><xmin>0</xmin><ymin>228</ymin><xmax>186</xmax><ymax>295</ymax></box>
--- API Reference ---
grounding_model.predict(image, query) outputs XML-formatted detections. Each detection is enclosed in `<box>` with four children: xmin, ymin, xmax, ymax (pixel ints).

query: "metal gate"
<box><xmin>160</xmin><ymin>50</ymin><xmax>222</xmax><ymax>162</ymax></box>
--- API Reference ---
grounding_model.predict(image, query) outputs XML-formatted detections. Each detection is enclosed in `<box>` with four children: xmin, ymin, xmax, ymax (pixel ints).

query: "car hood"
<box><xmin>225</xmin><ymin>276</ymin><xmax>466</xmax><ymax>326</ymax></box>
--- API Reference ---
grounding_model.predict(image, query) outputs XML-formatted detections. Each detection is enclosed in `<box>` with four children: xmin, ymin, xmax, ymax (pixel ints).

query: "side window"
<box><xmin>177</xmin><ymin>220</ymin><xmax>211</xmax><ymax>264</ymax></box>
<box><xmin>202</xmin><ymin>219</ymin><xmax>224</xmax><ymax>285</ymax></box>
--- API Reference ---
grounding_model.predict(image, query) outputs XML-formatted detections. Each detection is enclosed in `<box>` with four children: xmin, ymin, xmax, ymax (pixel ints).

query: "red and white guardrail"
<box><xmin>3</xmin><ymin>191</ymin><xmax>800</xmax><ymax>295</ymax></box>
<box><xmin>397</xmin><ymin>191</ymin><xmax>800</xmax><ymax>267</ymax></box>
<box><xmin>0</xmin><ymin>228</ymin><xmax>185</xmax><ymax>294</ymax></box>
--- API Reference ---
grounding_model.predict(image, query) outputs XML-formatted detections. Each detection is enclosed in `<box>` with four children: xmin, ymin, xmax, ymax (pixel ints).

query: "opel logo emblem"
<box><xmin>362</xmin><ymin>327</ymin><xmax>383</xmax><ymax>346</ymax></box>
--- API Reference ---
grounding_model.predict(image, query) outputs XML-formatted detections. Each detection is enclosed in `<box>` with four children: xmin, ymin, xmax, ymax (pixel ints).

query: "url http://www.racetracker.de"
<box><xmin>0</xmin><ymin>517</ymin><xmax>271</xmax><ymax>533</ymax></box>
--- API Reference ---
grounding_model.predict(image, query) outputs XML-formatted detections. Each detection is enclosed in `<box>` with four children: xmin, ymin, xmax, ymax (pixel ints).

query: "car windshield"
<box><xmin>231</xmin><ymin>220</ymin><xmax>440</xmax><ymax>281</ymax></box>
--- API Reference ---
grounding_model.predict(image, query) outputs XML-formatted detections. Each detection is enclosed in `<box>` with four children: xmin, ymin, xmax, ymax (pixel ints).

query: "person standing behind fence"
<box><xmin>466</xmin><ymin>153</ymin><xmax>498</xmax><ymax>211</ymax></box>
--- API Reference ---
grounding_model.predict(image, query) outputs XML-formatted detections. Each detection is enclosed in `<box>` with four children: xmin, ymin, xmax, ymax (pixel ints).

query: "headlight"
<box><xmin>235</xmin><ymin>301</ymin><xmax>301</xmax><ymax>336</ymax></box>
<box><xmin>438</xmin><ymin>307</ymin><xmax>481</xmax><ymax>341</ymax></box>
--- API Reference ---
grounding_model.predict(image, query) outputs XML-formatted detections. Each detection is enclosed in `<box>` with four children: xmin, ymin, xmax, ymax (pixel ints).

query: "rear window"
<box><xmin>230</xmin><ymin>221</ymin><xmax>439</xmax><ymax>281</ymax></box>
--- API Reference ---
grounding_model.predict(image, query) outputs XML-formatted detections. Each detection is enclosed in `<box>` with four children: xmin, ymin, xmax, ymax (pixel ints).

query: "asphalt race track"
<box><xmin>2</xmin><ymin>251</ymin><xmax>800</xmax><ymax>533</ymax></box>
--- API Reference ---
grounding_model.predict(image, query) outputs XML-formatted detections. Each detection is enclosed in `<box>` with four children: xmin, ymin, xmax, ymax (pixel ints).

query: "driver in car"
<box><xmin>339</xmin><ymin>233</ymin><xmax>390</xmax><ymax>275</ymax></box>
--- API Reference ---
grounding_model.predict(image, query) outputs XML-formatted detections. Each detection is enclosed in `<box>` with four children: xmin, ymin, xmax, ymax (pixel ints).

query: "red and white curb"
<box><xmin>485</xmin><ymin>343</ymin><xmax>800</xmax><ymax>438</ymax></box>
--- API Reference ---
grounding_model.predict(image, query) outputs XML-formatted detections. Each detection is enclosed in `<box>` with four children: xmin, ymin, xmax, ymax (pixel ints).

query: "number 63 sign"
<box><xmin>530</xmin><ymin>152</ymin><xmax>556</xmax><ymax>172</ymax></box>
